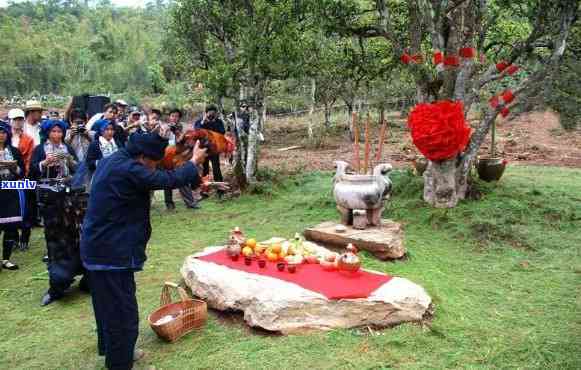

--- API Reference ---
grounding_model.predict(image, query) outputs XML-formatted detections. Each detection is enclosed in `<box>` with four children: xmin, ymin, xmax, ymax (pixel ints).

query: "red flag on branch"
<box><xmin>489</xmin><ymin>96</ymin><xmax>500</xmax><ymax>108</ymax></box>
<box><xmin>433</xmin><ymin>51</ymin><xmax>444</xmax><ymax>65</ymax></box>
<box><xmin>501</xmin><ymin>90</ymin><xmax>515</xmax><ymax>104</ymax></box>
<box><xmin>459</xmin><ymin>47</ymin><xmax>476</xmax><ymax>59</ymax></box>
<box><xmin>506</xmin><ymin>65</ymin><xmax>519</xmax><ymax>75</ymax></box>
<box><xmin>444</xmin><ymin>55</ymin><xmax>460</xmax><ymax>67</ymax></box>
<box><xmin>500</xmin><ymin>107</ymin><xmax>510</xmax><ymax>118</ymax></box>
<box><xmin>400</xmin><ymin>53</ymin><xmax>413</xmax><ymax>64</ymax></box>
<box><xmin>496</xmin><ymin>61</ymin><xmax>509</xmax><ymax>72</ymax></box>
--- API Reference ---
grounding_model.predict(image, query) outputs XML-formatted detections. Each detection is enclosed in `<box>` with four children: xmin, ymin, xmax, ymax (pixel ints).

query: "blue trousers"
<box><xmin>88</xmin><ymin>270</ymin><xmax>138</xmax><ymax>370</ymax></box>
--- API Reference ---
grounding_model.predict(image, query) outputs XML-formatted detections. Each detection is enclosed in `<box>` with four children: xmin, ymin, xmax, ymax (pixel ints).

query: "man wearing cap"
<box><xmin>23</xmin><ymin>100</ymin><xmax>44</xmax><ymax>146</ymax></box>
<box><xmin>81</xmin><ymin>132</ymin><xmax>214</xmax><ymax>370</ymax></box>
<box><xmin>115</xmin><ymin>100</ymin><xmax>129</xmax><ymax>124</ymax></box>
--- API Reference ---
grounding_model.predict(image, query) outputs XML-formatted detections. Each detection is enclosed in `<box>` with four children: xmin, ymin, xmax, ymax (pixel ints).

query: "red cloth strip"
<box><xmin>506</xmin><ymin>65</ymin><xmax>519</xmax><ymax>75</ymax></box>
<box><xmin>444</xmin><ymin>55</ymin><xmax>460</xmax><ymax>67</ymax></box>
<box><xmin>489</xmin><ymin>96</ymin><xmax>500</xmax><ymax>109</ymax></box>
<box><xmin>196</xmin><ymin>249</ymin><xmax>392</xmax><ymax>300</ymax></box>
<box><xmin>501</xmin><ymin>107</ymin><xmax>510</xmax><ymax>118</ymax></box>
<box><xmin>496</xmin><ymin>61</ymin><xmax>509</xmax><ymax>72</ymax></box>
<box><xmin>433</xmin><ymin>51</ymin><xmax>443</xmax><ymax>65</ymax></box>
<box><xmin>400</xmin><ymin>53</ymin><xmax>413</xmax><ymax>64</ymax></box>
<box><xmin>501</xmin><ymin>90</ymin><xmax>515</xmax><ymax>104</ymax></box>
<box><xmin>459</xmin><ymin>47</ymin><xmax>476</xmax><ymax>58</ymax></box>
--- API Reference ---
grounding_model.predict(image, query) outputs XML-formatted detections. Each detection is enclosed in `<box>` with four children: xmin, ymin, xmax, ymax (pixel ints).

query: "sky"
<box><xmin>0</xmin><ymin>0</ymin><xmax>146</xmax><ymax>7</ymax></box>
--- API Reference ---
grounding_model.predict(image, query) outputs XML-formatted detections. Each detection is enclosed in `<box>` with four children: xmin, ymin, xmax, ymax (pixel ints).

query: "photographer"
<box><xmin>163</xmin><ymin>108</ymin><xmax>198</xmax><ymax>210</ymax></box>
<box><xmin>65</xmin><ymin>108</ymin><xmax>92</xmax><ymax>162</ymax></box>
<box><xmin>194</xmin><ymin>104</ymin><xmax>225</xmax><ymax>198</ymax></box>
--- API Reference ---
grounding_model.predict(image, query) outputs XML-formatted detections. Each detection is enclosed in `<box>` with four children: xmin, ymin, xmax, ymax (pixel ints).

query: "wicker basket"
<box><xmin>147</xmin><ymin>282</ymin><xmax>207</xmax><ymax>342</ymax></box>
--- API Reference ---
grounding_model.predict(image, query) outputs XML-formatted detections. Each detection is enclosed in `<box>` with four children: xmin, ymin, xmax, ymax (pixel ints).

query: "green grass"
<box><xmin>1</xmin><ymin>166</ymin><xmax>580</xmax><ymax>369</ymax></box>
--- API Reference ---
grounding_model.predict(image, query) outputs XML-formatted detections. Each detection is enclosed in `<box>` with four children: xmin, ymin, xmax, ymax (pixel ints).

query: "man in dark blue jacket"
<box><xmin>193</xmin><ymin>104</ymin><xmax>225</xmax><ymax>198</ymax></box>
<box><xmin>81</xmin><ymin>132</ymin><xmax>207</xmax><ymax>370</ymax></box>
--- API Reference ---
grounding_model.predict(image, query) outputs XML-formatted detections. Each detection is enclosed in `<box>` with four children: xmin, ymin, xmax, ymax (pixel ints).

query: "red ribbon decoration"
<box><xmin>459</xmin><ymin>47</ymin><xmax>476</xmax><ymax>59</ymax></box>
<box><xmin>506</xmin><ymin>65</ymin><xmax>519</xmax><ymax>75</ymax></box>
<box><xmin>500</xmin><ymin>107</ymin><xmax>510</xmax><ymax>118</ymax></box>
<box><xmin>489</xmin><ymin>96</ymin><xmax>500</xmax><ymax>109</ymax></box>
<box><xmin>501</xmin><ymin>90</ymin><xmax>515</xmax><ymax>104</ymax></box>
<box><xmin>400</xmin><ymin>53</ymin><xmax>413</xmax><ymax>64</ymax></box>
<box><xmin>407</xmin><ymin>101</ymin><xmax>472</xmax><ymax>161</ymax></box>
<box><xmin>444</xmin><ymin>55</ymin><xmax>460</xmax><ymax>67</ymax></box>
<box><xmin>496</xmin><ymin>61</ymin><xmax>509</xmax><ymax>72</ymax></box>
<box><xmin>433</xmin><ymin>51</ymin><xmax>444</xmax><ymax>65</ymax></box>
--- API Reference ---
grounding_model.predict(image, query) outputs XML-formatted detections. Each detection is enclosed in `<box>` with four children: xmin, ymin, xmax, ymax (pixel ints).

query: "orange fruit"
<box><xmin>254</xmin><ymin>244</ymin><xmax>266</xmax><ymax>255</ymax></box>
<box><xmin>279</xmin><ymin>250</ymin><xmax>287</xmax><ymax>259</ymax></box>
<box><xmin>242</xmin><ymin>246</ymin><xmax>253</xmax><ymax>257</ymax></box>
<box><xmin>246</xmin><ymin>238</ymin><xmax>257</xmax><ymax>249</ymax></box>
<box><xmin>271</xmin><ymin>244</ymin><xmax>282</xmax><ymax>254</ymax></box>
<box><xmin>266</xmin><ymin>252</ymin><xmax>279</xmax><ymax>262</ymax></box>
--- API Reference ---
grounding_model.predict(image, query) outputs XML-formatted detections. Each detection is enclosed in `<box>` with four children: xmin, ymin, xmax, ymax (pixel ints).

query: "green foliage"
<box><xmin>0</xmin><ymin>0</ymin><xmax>167</xmax><ymax>96</ymax></box>
<box><xmin>0</xmin><ymin>166</ymin><xmax>580</xmax><ymax>369</ymax></box>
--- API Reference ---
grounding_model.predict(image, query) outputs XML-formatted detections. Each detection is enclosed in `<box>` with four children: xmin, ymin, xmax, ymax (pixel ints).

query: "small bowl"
<box><xmin>335</xmin><ymin>224</ymin><xmax>347</xmax><ymax>233</ymax></box>
<box><xmin>231</xmin><ymin>254</ymin><xmax>240</xmax><ymax>262</ymax></box>
<box><xmin>244</xmin><ymin>256</ymin><xmax>252</xmax><ymax>266</ymax></box>
<box><xmin>287</xmin><ymin>264</ymin><xmax>297</xmax><ymax>273</ymax></box>
<box><xmin>276</xmin><ymin>262</ymin><xmax>285</xmax><ymax>271</ymax></box>
<box><xmin>258</xmin><ymin>259</ymin><xmax>266</xmax><ymax>268</ymax></box>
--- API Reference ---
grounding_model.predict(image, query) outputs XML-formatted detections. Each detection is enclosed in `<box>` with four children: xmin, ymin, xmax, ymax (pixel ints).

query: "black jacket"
<box><xmin>194</xmin><ymin>117</ymin><xmax>226</xmax><ymax>134</ymax></box>
<box><xmin>30</xmin><ymin>142</ymin><xmax>78</xmax><ymax>180</ymax></box>
<box><xmin>80</xmin><ymin>149</ymin><xmax>200</xmax><ymax>268</ymax></box>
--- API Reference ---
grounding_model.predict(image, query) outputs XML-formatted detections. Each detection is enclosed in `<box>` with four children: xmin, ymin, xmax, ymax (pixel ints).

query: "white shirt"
<box><xmin>24</xmin><ymin>122</ymin><xmax>41</xmax><ymax>145</ymax></box>
<box><xmin>11</xmin><ymin>134</ymin><xmax>20</xmax><ymax>149</ymax></box>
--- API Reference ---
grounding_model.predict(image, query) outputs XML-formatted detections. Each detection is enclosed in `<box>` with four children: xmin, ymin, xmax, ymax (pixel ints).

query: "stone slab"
<box><xmin>181</xmin><ymin>245</ymin><xmax>431</xmax><ymax>334</ymax></box>
<box><xmin>304</xmin><ymin>220</ymin><xmax>406</xmax><ymax>260</ymax></box>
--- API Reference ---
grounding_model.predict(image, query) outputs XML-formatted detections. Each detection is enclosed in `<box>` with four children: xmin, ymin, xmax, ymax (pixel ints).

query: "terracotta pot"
<box><xmin>258</xmin><ymin>259</ymin><xmax>266</xmax><ymax>268</ymax></box>
<box><xmin>413</xmin><ymin>157</ymin><xmax>428</xmax><ymax>176</ymax></box>
<box><xmin>477</xmin><ymin>157</ymin><xmax>507</xmax><ymax>182</ymax></box>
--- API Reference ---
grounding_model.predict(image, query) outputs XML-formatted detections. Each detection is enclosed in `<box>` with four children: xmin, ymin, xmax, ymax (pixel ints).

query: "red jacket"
<box><xmin>15</xmin><ymin>133</ymin><xmax>35</xmax><ymax>176</ymax></box>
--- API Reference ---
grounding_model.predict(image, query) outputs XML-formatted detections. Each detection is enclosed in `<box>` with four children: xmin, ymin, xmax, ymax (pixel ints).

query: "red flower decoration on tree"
<box><xmin>408</xmin><ymin>101</ymin><xmax>472</xmax><ymax>161</ymax></box>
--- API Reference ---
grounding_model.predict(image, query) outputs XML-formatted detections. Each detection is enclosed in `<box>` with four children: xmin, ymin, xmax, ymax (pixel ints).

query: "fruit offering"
<box><xmin>242</xmin><ymin>246</ymin><xmax>254</xmax><ymax>257</ymax></box>
<box><xmin>226</xmin><ymin>236</ymin><xmax>242</xmax><ymax>257</ymax></box>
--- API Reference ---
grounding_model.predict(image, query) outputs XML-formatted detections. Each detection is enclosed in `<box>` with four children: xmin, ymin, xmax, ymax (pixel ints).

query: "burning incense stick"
<box><xmin>352</xmin><ymin>112</ymin><xmax>360</xmax><ymax>173</ymax></box>
<box><xmin>364</xmin><ymin>113</ymin><xmax>371</xmax><ymax>174</ymax></box>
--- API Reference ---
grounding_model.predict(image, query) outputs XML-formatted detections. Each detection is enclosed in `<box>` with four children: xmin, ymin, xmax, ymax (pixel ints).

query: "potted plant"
<box><xmin>477</xmin><ymin>119</ymin><xmax>507</xmax><ymax>181</ymax></box>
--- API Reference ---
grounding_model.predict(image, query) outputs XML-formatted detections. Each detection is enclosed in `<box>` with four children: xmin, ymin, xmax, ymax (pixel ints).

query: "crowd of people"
<box><xmin>0</xmin><ymin>97</ymin><xmax>248</xmax><ymax>369</ymax></box>
<box><xmin>0</xmin><ymin>98</ymin><xmax>247</xmax><ymax>277</ymax></box>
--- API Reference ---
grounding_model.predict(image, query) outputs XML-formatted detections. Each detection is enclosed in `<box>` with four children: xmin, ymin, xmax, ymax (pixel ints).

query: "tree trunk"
<box><xmin>245</xmin><ymin>79</ymin><xmax>265</xmax><ymax>183</ymax></box>
<box><xmin>308</xmin><ymin>78</ymin><xmax>316</xmax><ymax>138</ymax></box>
<box><xmin>423</xmin><ymin>159</ymin><xmax>469</xmax><ymax>208</ymax></box>
<box><xmin>324</xmin><ymin>102</ymin><xmax>332</xmax><ymax>127</ymax></box>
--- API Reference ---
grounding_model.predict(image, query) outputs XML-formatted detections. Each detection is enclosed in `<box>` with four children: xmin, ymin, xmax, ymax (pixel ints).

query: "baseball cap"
<box><xmin>8</xmin><ymin>109</ymin><xmax>25</xmax><ymax>119</ymax></box>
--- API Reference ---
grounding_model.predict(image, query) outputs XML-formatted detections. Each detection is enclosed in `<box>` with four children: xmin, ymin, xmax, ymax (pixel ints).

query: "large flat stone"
<box><xmin>304</xmin><ymin>220</ymin><xmax>406</xmax><ymax>260</ymax></box>
<box><xmin>181</xmin><ymin>245</ymin><xmax>431</xmax><ymax>334</ymax></box>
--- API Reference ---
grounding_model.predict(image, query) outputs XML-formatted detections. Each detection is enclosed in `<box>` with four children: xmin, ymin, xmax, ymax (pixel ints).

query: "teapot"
<box><xmin>336</xmin><ymin>243</ymin><xmax>361</xmax><ymax>273</ymax></box>
<box><xmin>230</xmin><ymin>226</ymin><xmax>246</xmax><ymax>246</ymax></box>
<box><xmin>226</xmin><ymin>236</ymin><xmax>242</xmax><ymax>257</ymax></box>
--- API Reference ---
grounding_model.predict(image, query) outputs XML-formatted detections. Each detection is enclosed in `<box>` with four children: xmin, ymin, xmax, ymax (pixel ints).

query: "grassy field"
<box><xmin>0</xmin><ymin>166</ymin><xmax>580</xmax><ymax>370</ymax></box>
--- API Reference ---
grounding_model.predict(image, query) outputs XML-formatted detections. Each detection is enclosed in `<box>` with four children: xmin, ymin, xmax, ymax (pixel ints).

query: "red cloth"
<box><xmin>400</xmin><ymin>53</ymin><xmax>413</xmax><ymax>64</ymax></box>
<box><xmin>506</xmin><ymin>65</ymin><xmax>519</xmax><ymax>75</ymax></box>
<box><xmin>501</xmin><ymin>107</ymin><xmax>510</xmax><ymax>118</ymax></box>
<box><xmin>433</xmin><ymin>51</ymin><xmax>443</xmax><ymax>65</ymax></box>
<box><xmin>459</xmin><ymin>47</ymin><xmax>476</xmax><ymax>58</ymax></box>
<box><xmin>496</xmin><ymin>61</ymin><xmax>509</xmax><ymax>72</ymax></box>
<box><xmin>501</xmin><ymin>90</ymin><xmax>515</xmax><ymax>104</ymax></box>
<box><xmin>408</xmin><ymin>100</ymin><xmax>472</xmax><ymax>161</ymax></box>
<box><xmin>444</xmin><ymin>55</ymin><xmax>460</xmax><ymax>67</ymax></box>
<box><xmin>489</xmin><ymin>95</ymin><xmax>500</xmax><ymax>108</ymax></box>
<box><xmin>197</xmin><ymin>250</ymin><xmax>392</xmax><ymax>300</ymax></box>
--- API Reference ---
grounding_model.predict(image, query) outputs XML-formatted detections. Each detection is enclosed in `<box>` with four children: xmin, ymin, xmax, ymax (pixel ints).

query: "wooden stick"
<box><xmin>375</xmin><ymin>112</ymin><xmax>388</xmax><ymax>162</ymax></box>
<box><xmin>364</xmin><ymin>113</ymin><xmax>371</xmax><ymax>174</ymax></box>
<box><xmin>352</xmin><ymin>112</ymin><xmax>360</xmax><ymax>173</ymax></box>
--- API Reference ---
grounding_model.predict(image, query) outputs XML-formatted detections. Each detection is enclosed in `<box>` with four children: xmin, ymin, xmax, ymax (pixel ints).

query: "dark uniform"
<box><xmin>81</xmin><ymin>133</ymin><xmax>200</xmax><ymax>370</ymax></box>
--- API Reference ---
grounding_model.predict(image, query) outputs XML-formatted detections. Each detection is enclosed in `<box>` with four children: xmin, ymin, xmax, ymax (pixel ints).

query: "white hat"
<box><xmin>115</xmin><ymin>99</ymin><xmax>128</xmax><ymax>106</ymax></box>
<box><xmin>8</xmin><ymin>109</ymin><xmax>25</xmax><ymax>119</ymax></box>
<box><xmin>24</xmin><ymin>100</ymin><xmax>43</xmax><ymax>112</ymax></box>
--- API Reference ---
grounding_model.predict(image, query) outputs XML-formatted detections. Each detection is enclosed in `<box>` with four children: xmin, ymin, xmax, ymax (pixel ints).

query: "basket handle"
<box><xmin>160</xmin><ymin>281</ymin><xmax>190</xmax><ymax>306</ymax></box>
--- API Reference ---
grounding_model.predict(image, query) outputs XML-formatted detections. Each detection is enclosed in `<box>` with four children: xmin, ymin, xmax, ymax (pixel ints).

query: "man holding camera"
<box><xmin>65</xmin><ymin>108</ymin><xmax>92</xmax><ymax>162</ymax></box>
<box><xmin>194</xmin><ymin>105</ymin><xmax>225</xmax><ymax>198</ymax></box>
